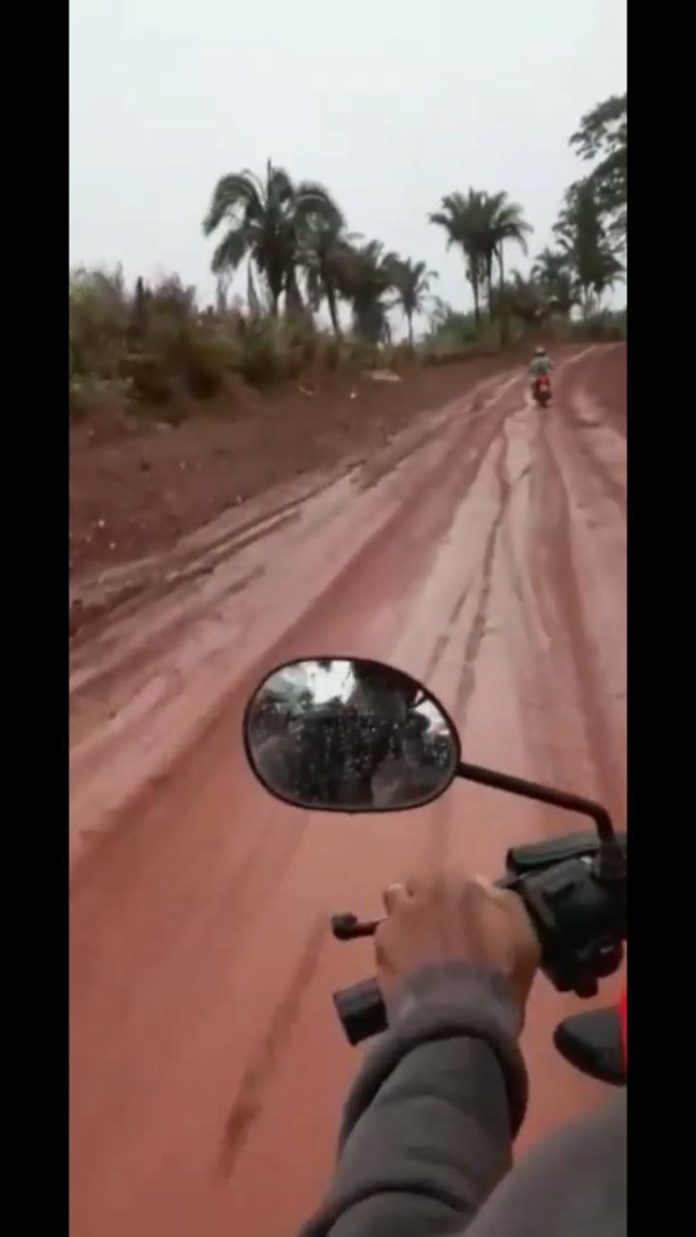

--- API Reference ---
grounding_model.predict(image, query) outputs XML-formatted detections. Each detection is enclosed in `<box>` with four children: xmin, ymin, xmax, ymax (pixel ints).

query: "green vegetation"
<box><xmin>202</xmin><ymin>160</ymin><xmax>343</xmax><ymax>319</ymax></box>
<box><xmin>390</xmin><ymin>259</ymin><xmax>439</xmax><ymax>349</ymax></box>
<box><xmin>429</xmin><ymin>189</ymin><xmax>532</xmax><ymax>330</ymax></box>
<box><xmin>70</xmin><ymin>94</ymin><xmax>626</xmax><ymax>419</ymax></box>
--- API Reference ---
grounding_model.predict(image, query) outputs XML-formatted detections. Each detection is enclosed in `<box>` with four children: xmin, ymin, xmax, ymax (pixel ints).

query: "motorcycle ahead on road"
<box><xmin>243</xmin><ymin>657</ymin><xmax>627</xmax><ymax>1085</ymax></box>
<box><xmin>532</xmin><ymin>374</ymin><xmax>552</xmax><ymax>407</ymax></box>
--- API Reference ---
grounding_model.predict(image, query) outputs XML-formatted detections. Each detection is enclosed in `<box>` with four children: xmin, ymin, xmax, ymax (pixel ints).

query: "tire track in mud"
<box><xmin>72</xmin><ymin>788</ymin><xmax>309</xmax><ymax>978</ymax></box>
<box><xmin>454</xmin><ymin>432</ymin><xmax>515</xmax><ymax>726</ymax></box>
<box><xmin>531</xmin><ymin>421</ymin><xmax>622</xmax><ymax>809</ymax></box>
<box><xmin>569</xmin><ymin>345</ymin><xmax>626</xmax><ymax>442</ymax></box>
<box><xmin>73</xmin><ymin>387</ymin><xmax>522</xmax><ymax>868</ymax></box>
<box><xmin>559</xmin><ymin>411</ymin><xmax>625</xmax><ymax>515</ymax></box>
<box><xmin>496</xmin><ymin>472</ymin><xmax>567</xmax><ymax>791</ymax></box>
<box><xmin>71</xmin><ymin>565</ymin><xmax>266</xmax><ymax>714</ymax></box>
<box><xmin>354</xmin><ymin>370</ymin><xmax>519</xmax><ymax>493</ymax></box>
<box><xmin>70</xmin><ymin>817</ymin><xmax>315</xmax><ymax>1157</ymax></box>
<box><xmin>69</xmin><ymin>511</ymin><xmax>290</xmax><ymax>644</ymax></box>
<box><xmin>71</xmin><ymin>373</ymin><xmax>517</xmax><ymax>647</ymax></box>
<box><xmin>72</xmin><ymin>377</ymin><xmax>523</xmax><ymax>770</ymax></box>
<box><xmin>204</xmin><ymin>382</ymin><xmax>524</xmax><ymax>711</ymax></box>
<box><xmin>216</xmin><ymin>915</ymin><xmax>327</xmax><ymax>1178</ymax></box>
<box><xmin>426</xmin><ymin>426</ymin><xmax>517</xmax><ymax>866</ymax></box>
<box><xmin>419</xmin><ymin>394</ymin><xmax>526</xmax><ymax>687</ymax></box>
<box><xmin>553</xmin><ymin>357</ymin><xmax>626</xmax><ymax>515</ymax></box>
<box><xmin>483</xmin><ymin>408</ymin><xmax>581</xmax><ymax>793</ymax></box>
<box><xmin>70</xmin><ymin>474</ymin><xmax>352</xmax><ymax>644</ymax></box>
<box><xmin>72</xmin><ymin>393</ymin><xmax>527</xmax><ymax>1062</ymax></box>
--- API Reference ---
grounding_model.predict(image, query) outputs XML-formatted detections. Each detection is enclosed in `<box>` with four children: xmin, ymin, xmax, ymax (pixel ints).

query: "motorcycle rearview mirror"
<box><xmin>243</xmin><ymin>657</ymin><xmax>461</xmax><ymax>813</ymax></box>
<box><xmin>243</xmin><ymin>655</ymin><xmax>623</xmax><ymax>880</ymax></box>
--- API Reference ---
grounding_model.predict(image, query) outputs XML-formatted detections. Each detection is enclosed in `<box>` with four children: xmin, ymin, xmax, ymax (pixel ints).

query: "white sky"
<box><xmin>70</xmin><ymin>1</ymin><xmax>627</xmax><ymax>319</ymax></box>
<box><xmin>265</xmin><ymin>660</ymin><xmax>448</xmax><ymax>732</ymax></box>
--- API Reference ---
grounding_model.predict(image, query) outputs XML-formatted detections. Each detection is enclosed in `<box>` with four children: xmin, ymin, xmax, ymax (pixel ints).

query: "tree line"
<box><xmin>203</xmin><ymin>92</ymin><xmax>626</xmax><ymax>345</ymax></box>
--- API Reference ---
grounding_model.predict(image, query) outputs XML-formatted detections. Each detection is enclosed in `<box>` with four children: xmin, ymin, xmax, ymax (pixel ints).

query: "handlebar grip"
<box><xmin>332</xmin><ymin>882</ymin><xmax>514</xmax><ymax>1045</ymax></box>
<box><xmin>333</xmin><ymin>978</ymin><xmax>387</xmax><ymax>1045</ymax></box>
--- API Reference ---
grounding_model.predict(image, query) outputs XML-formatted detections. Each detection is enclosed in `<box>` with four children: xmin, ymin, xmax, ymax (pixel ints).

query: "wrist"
<box><xmin>347</xmin><ymin>961</ymin><xmax>529</xmax><ymax>1140</ymax></box>
<box><xmin>387</xmin><ymin>961</ymin><xmax>524</xmax><ymax>1037</ymax></box>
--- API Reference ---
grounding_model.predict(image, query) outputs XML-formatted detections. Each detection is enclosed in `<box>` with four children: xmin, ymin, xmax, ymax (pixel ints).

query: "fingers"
<box><xmin>384</xmin><ymin>871</ymin><xmax>471</xmax><ymax>914</ymax></box>
<box><xmin>383</xmin><ymin>882</ymin><xmax>410</xmax><ymax>914</ymax></box>
<box><xmin>376</xmin><ymin>867</ymin><xmax>540</xmax><ymax>1015</ymax></box>
<box><xmin>382</xmin><ymin>875</ymin><xmax>426</xmax><ymax>913</ymax></box>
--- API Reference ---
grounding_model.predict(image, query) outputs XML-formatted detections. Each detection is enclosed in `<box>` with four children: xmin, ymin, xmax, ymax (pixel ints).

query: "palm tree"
<box><xmin>430</xmin><ymin>190</ymin><xmax>531</xmax><ymax>329</ymax></box>
<box><xmin>300</xmin><ymin>219</ymin><xmax>360</xmax><ymax>338</ymax></box>
<box><xmin>341</xmin><ymin>241</ymin><xmax>400</xmax><ymax>344</ymax></box>
<box><xmin>487</xmin><ymin>193</ymin><xmax>533</xmax><ymax>317</ymax></box>
<box><xmin>429</xmin><ymin>191</ymin><xmax>488</xmax><ymax>326</ymax></box>
<box><xmin>390</xmin><ymin>258</ymin><xmax>438</xmax><ymax>346</ymax></box>
<box><xmin>202</xmin><ymin>160</ymin><xmax>343</xmax><ymax>317</ymax></box>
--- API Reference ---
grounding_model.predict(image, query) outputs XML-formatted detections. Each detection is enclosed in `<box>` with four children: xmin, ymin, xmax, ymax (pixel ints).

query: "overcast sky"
<box><xmin>69</xmin><ymin>1</ymin><xmax>626</xmax><ymax>318</ymax></box>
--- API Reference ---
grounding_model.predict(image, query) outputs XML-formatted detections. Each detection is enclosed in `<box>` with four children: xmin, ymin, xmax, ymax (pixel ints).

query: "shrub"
<box><xmin>121</xmin><ymin>352</ymin><xmax>174</xmax><ymax>404</ymax></box>
<box><xmin>69</xmin><ymin>374</ymin><xmax>133</xmax><ymax>420</ymax></box>
<box><xmin>74</xmin><ymin>264</ymin><xmax>514</xmax><ymax>417</ymax></box>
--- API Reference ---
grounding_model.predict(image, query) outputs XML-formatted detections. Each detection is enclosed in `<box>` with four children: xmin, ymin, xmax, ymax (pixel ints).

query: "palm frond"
<box><xmin>203</xmin><ymin>173</ymin><xmax>264</xmax><ymax>235</ymax></box>
<box><xmin>211</xmin><ymin>230</ymin><xmax>249</xmax><ymax>273</ymax></box>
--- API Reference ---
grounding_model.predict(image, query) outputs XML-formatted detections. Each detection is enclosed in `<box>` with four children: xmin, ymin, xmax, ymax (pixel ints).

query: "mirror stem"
<box><xmin>456</xmin><ymin>761</ymin><xmax>616</xmax><ymax>843</ymax></box>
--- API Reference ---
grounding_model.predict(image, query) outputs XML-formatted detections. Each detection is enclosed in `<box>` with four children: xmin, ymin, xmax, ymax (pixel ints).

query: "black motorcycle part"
<box><xmin>553</xmin><ymin>1008</ymin><xmax>626</xmax><ymax>1085</ymax></box>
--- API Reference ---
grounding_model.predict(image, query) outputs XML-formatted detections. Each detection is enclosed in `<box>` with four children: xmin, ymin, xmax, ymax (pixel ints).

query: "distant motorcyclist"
<box><xmin>529</xmin><ymin>345</ymin><xmax>552</xmax><ymax>377</ymax></box>
<box><xmin>529</xmin><ymin>345</ymin><xmax>553</xmax><ymax>392</ymax></box>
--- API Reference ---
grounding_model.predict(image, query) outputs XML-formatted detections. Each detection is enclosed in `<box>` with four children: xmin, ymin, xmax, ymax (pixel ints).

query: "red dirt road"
<box><xmin>70</xmin><ymin>345</ymin><xmax>626</xmax><ymax>1237</ymax></box>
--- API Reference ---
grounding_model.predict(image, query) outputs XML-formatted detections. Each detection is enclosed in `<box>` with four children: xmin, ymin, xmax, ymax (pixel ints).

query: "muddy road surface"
<box><xmin>70</xmin><ymin>345</ymin><xmax>626</xmax><ymax>1237</ymax></box>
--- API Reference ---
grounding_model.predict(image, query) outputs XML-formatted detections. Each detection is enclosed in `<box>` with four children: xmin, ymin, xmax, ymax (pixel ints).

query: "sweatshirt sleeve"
<box><xmin>299</xmin><ymin>963</ymin><xmax>528</xmax><ymax>1237</ymax></box>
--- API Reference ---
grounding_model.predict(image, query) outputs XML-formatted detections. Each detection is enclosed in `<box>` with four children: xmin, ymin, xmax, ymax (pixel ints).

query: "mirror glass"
<box><xmin>244</xmin><ymin>657</ymin><xmax>459</xmax><ymax>811</ymax></box>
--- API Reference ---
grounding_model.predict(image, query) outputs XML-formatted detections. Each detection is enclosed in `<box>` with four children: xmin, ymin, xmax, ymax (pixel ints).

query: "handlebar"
<box><xmin>334</xmin><ymin>978</ymin><xmax>387</xmax><ymax>1045</ymax></box>
<box><xmin>332</xmin><ymin>833</ymin><xmax>626</xmax><ymax>1047</ymax></box>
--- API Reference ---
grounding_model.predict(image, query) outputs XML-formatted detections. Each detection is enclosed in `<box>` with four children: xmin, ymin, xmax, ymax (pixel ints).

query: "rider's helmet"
<box><xmin>535</xmin><ymin>345</ymin><xmax>546</xmax><ymax>356</ymax></box>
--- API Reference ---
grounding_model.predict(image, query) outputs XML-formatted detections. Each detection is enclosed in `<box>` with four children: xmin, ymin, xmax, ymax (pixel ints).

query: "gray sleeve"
<box><xmin>465</xmin><ymin>1094</ymin><xmax>626</xmax><ymax>1237</ymax></box>
<box><xmin>299</xmin><ymin>965</ymin><xmax>528</xmax><ymax>1237</ymax></box>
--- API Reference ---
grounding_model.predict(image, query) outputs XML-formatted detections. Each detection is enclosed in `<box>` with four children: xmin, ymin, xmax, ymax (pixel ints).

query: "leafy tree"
<box><xmin>531</xmin><ymin>248</ymin><xmax>578</xmax><ymax>317</ymax></box>
<box><xmin>424</xmin><ymin>298</ymin><xmax>477</xmax><ymax>348</ymax></box>
<box><xmin>554</xmin><ymin>182</ymin><xmax>623</xmax><ymax>317</ymax></box>
<box><xmin>570</xmin><ymin>93</ymin><xmax>626</xmax><ymax>247</ymax></box>
<box><xmin>491</xmin><ymin>272</ymin><xmax>545</xmax><ymax>326</ymax></box>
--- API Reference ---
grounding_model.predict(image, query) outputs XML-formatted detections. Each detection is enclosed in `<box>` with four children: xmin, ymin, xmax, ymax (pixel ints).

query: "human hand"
<box><xmin>375</xmin><ymin>872</ymin><xmax>540</xmax><ymax>1016</ymax></box>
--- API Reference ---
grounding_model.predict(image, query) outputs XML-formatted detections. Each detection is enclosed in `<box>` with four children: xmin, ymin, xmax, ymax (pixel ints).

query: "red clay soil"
<box><xmin>70</xmin><ymin>344</ymin><xmax>626</xmax><ymax>1237</ymax></box>
<box><xmin>70</xmin><ymin>349</ymin><xmax>568</xmax><ymax>583</ymax></box>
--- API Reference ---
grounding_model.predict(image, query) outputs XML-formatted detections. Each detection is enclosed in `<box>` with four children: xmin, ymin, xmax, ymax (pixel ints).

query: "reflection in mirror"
<box><xmin>244</xmin><ymin>657</ymin><xmax>460</xmax><ymax>812</ymax></box>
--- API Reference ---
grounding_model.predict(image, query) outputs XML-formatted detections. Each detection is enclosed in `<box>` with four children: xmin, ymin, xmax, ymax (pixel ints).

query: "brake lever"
<box><xmin>331</xmin><ymin>874</ymin><xmax>518</xmax><ymax>941</ymax></box>
<box><xmin>331</xmin><ymin>913</ymin><xmax>382</xmax><ymax>941</ymax></box>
